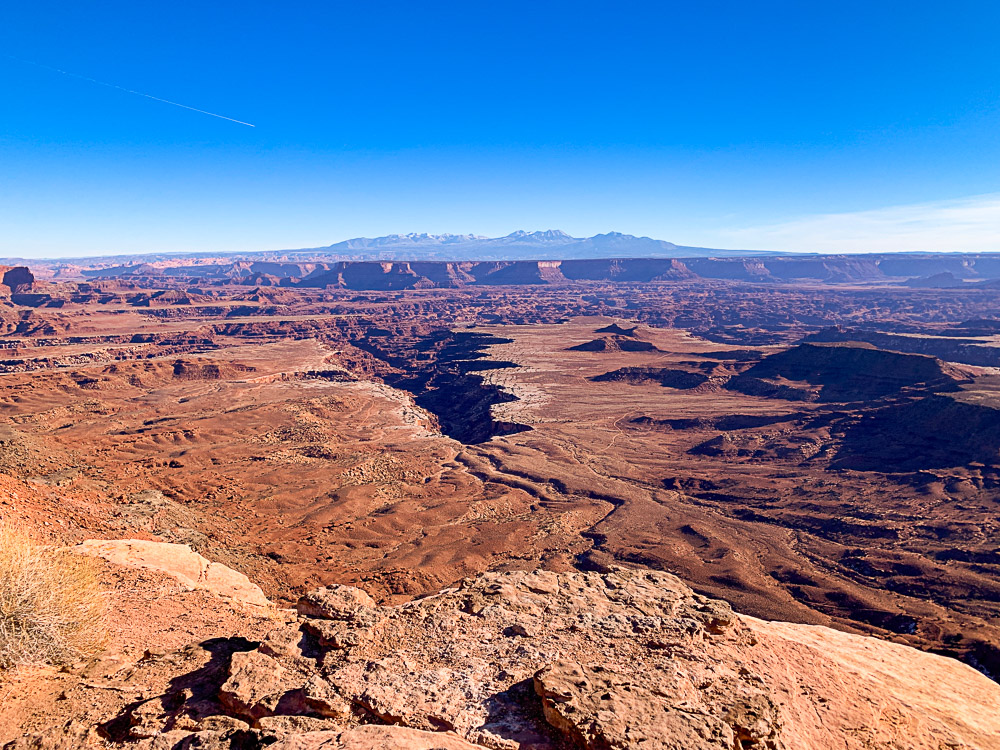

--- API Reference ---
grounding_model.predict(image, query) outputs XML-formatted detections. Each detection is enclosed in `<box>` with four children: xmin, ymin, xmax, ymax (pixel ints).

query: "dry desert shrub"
<box><xmin>0</xmin><ymin>523</ymin><xmax>107</xmax><ymax>669</ymax></box>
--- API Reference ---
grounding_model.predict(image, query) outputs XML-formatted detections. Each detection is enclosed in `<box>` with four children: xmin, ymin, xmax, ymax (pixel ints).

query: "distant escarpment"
<box><xmin>294</xmin><ymin>259</ymin><xmax>695</xmax><ymax>289</ymax></box>
<box><xmin>80</xmin><ymin>258</ymin><xmax>696</xmax><ymax>289</ymax></box>
<box><xmin>726</xmin><ymin>342</ymin><xmax>967</xmax><ymax>402</ymax></box>
<box><xmin>73</xmin><ymin>252</ymin><xmax>1000</xmax><ymax>287</ymax></box>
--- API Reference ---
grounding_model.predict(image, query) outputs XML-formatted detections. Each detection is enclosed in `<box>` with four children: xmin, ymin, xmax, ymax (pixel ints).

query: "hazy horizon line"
<box><xmin>6</xmin><ymin>191</ymin><xmax>1000</xmax><ymax>262</ymax></box>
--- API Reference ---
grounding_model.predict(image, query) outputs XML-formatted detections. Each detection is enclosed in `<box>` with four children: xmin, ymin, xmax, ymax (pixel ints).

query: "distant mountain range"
<box><xmin>296</xmin><ymin>230</ymin><xmax>768</xmax><ymax>261</ymax></box>
<box><xmin>2</xmin><ymin>231</ymin><xmax>774</xmax><ymax>270</ymax></box>
<box><xmin>19</xmin><ymin>232</ymin><xmax>1000</xmax><ymax>285</ymax></box>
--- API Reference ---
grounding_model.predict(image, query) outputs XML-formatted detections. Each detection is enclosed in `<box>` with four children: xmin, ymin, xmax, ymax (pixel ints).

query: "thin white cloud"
<box><xmin>720</xmin><ymin>193</ymin><xmax>1000</xmax><ymax>253</ymax></box>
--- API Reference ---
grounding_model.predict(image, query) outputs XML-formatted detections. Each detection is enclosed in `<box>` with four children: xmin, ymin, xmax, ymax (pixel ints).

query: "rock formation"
<box><xmin>9</xmin><ymin>554</ymin><xmax>997</xmax><ymax>749</ymax></box>
<box><xmin>567</xmin><ymin>337</ymin><xmax>659</xmax><ymax>352</ymax></box>
<box><xmin>0</xmin><ymin>266</ymin><xmax>34</xmax><ymax>293</ymax></box>
<box><xmin>726</xmin><ymin>342</ymin><xmax>966</xmax><ymax>402</ymax></box>
<box><xmin>75</xmin><ymin>539</ymin><xmax>272</xmax><ymax>609</ymax></box>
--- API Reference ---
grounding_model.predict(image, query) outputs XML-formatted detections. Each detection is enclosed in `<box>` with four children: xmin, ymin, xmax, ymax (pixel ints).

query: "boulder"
<box><xmin>74</xmin><ymin>539</ymin><xmax>272</xmax><ymax>609</ymax></box>
<box><xmin>271</xmin><ymin>725</ymin><xmax>482</xmax><ymax>749</ymax></box>
<box><xmin>295</xmin><ymin>585</ymin><xmax>378</xmax><ymax>624</ymax></box>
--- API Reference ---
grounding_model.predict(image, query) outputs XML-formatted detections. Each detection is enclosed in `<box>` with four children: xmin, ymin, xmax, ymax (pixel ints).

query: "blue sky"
<box><xmin>2</xmin><ymin>1</ymin><xmax>1000</xmax><ymax>257</ymax></box>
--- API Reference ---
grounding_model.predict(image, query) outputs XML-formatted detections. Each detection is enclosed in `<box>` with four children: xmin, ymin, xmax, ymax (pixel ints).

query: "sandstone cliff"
<box><xmin>0</xmin><ymin>266</ymin><xmax>34</xmax><ymax>293</ymax></box>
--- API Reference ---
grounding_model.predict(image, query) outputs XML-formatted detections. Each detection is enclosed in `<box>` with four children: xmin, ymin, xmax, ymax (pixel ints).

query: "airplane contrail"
<box><xmin>4</xmin><ymin>54</ymin><xmax>255</xmax><ymax>128</ymax></box>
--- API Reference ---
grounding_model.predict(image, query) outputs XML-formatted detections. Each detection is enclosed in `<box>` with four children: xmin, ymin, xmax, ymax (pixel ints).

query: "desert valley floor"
<box><xmin>4</xmin><ymin>259</ymin><xmax>1000</xmax><ymax>747</ymax></box>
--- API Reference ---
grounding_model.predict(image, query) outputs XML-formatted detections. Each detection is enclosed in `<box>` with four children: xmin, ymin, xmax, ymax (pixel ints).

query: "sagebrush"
<box><xmin>0</xmin><ymin>523</ymin><xmax>107</xmax><ymax>668</ymax></box>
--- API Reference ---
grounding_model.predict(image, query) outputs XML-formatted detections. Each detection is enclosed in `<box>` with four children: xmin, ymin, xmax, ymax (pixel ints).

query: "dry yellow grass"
<box><xmin>0</xmin><ymin>523</ymin><xmax>107</xmax><ymax>669</ymax></box>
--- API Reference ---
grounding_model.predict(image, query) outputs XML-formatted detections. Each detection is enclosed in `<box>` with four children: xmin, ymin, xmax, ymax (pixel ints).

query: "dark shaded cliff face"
<box><xmin>834</xmin><ymin>393</ymin><xmax>1000</xmax><ymax>471</ymax></box>
<box><xmin>408</xmin><ymin>371</ymin><xmax>529</xmax><ymax>444</ymax></box>
<box><xmin>1</xmin><ymin>266</ymin><xmax>34</xmax><ymax>292</ymax></box>
<box><xmin>358</xmin><ymin>330</ymin><xmax>531</xmax><ymax>444</ymax></box>
<box><xmin>559</xmin><ymin>258</ymin><xmax>695</xmax><ymax>281</ymax></box>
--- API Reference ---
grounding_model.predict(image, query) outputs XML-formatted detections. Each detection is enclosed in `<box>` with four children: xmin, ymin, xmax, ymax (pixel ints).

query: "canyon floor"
<box><xmin>3</xmin><ymin>265</ymin><xmax>1000</xmax><ymax>746</ymax></box>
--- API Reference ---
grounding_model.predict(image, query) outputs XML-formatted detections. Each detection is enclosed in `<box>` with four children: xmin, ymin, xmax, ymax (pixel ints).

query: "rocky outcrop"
<box><xmin>0</xmin><ymin>266</ymin><xmax>34</xmax><ymax>293</ymax></box>
<box><xmin>74</xmin><ymin>539</ymin><xmax>271</xmax><ymax>609</ymax></box>
<box><xmin>567</xmin><ymin>337</ymin><xmax>659</xmax><ymax>352</ymax></box>
<box><xmin>902</xmin><ymin>271</ymin><xmax>966</xmax><ymax>288</ymax></box>
<box><xmin>591</xmin><ymin>366</ymin><xmax>710</xmax><ymax>389</ymax></box>
<box><xmin>726</xmin><ymin>342</ymin><xmax>966</xmax><ymax>402</ymax></box>
<box><xmin>59</xmin><ymin>566</ymin><xmax>1000</xmax><ymax>750</ymax></box>
<box><xmin>594</xmin><ymin>323</ymin><xmax>641</xmax><ymax>336</ymax></box>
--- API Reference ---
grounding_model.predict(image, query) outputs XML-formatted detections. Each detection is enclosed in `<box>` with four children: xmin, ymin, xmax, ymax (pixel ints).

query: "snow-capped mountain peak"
<box><xmin>312</xmin><ymin>231</ymin><xmax>730</xmax><ymax>260</ymax></box>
